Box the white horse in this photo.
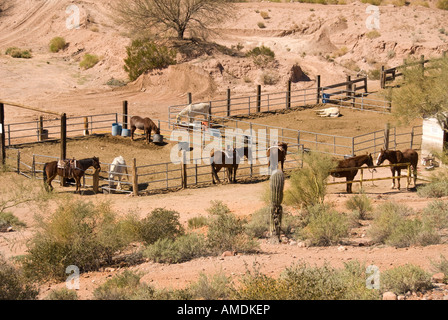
[316,107,340,117]
[176,102,211,124]
[109,156,128,190]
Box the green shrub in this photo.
[189,272,233,300]
[144,233,208,264]
[368,202,439,247]
[257,22,266,29]
[79,53,99,69]
[5,47,32,59]
[137,208,185,245]
[422,200,448,229]
[299,204,349,246]
[430,255,448,282]
[124,39,177,81]
[365,30,381,39]
[260,70,279,85]
[232,260,381,300]
[436,0,448,10]
[285,151,336,208]
[244,207,301,239]
[206,201,259,254]
[188,216,208,229]
[417,179,448,198]
[345,192,373,220]
[93,270,155,300]
[49,37,66,53]
[45,288,78,300]
[0,211,26,231]
[22,200,137,281]
[0,255,39,300]
[361,0,382,5]
[246,45,275,67]
[380,264,432,294]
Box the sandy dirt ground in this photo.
[1,0,448,300]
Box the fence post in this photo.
[346,76,351,98]
[60,113,67,187]
[257,85,261,113]
[410,127,414,149]
[38,116,44,141]
[17,149,20,174]
[286,80,291,109]
[380,66,385,89]
[83,117,89,136]
[0,103,5,165]
[132,158,138,196]
[384,123,390,150]
[181,150,187,189]
[227,88,231,117]
[364,77,368,93]
[188,93,192,105]
[122,100,128,130]
[316,75,321,104]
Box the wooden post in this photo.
[384,123,390,150]
[380,66,385,89]
[352,85,356,108]
[0,103,5,165]
[188,93,192,105]
[257,85,261,113]
[346,76,351,98]
[316,75,321,104]
[122,100,128,130]
[38,116,44,141]
[181,150,187,189]
[227,88,231,117]
[84,117,89,136]
[132,158,138,196]
[60,113,67,186]
[410,127,414,149]
[286,80,291,109]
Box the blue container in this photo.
[112,123,122,136]
[322,93,329,104]
[121,128,131,137]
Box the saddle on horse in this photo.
[57,159,78,178]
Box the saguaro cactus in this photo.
[269,170,285,241]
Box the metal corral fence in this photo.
[5,142,304,195]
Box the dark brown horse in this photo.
[376,148,418,190]
[330,153,375,193]
[267,142,288,172]
[43,157,101,194]
[130,116,160,144]
[211,146,251,184]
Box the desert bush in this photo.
[105,78,127,87]
[188,216,208,229]
[144,232,208,264]
[206,201,259,254]
[244,207,301,239]
[260,70,279,85]
[93,270,155,300]
[21,200,137,281]
[246,45,275,67]
[257,22,266,29]
[431,255,448,282]
[79,53,99,69]
[417,169,448,198]
[45,288,78,300]
[137,208,185,245]
[0,255,39,300]
[0,211,26,231]
[298,204,349,246]
[124,39,176,81]
[5,47,32,59]
[368,202,439,247]
[345,192,373,220]
[365,30,381,39]
[380,264,432,294]
[49,37,66,53]
[422,200,448,230]
[259,11,270,19]
[368,68,381,80]
[189,271,233,300]
[437,0,448,10]
[361,0,382,5]
[232,260,381,300]
[285,151,336,208]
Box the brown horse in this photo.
[267,142,288,172]
[43,157,101,194]
[210,146,251,184]
[330,153,375,193]
[130,116,160,144]
[376,148,418,190]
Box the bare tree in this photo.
[112,0,234,40]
